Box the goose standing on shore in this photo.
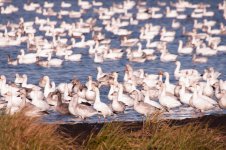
[70,94,98,119]
[93,87,113,119]
[132,90,159,117]
[159,84,182,109]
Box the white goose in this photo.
[6,93,26,115]
[159,83,182,109]
[108,84,117,101]
[179,83,192,105]
[17,55,37,64]
[174,61,200,80]
[202,79,214,97]
[85,76,96,102]
[117,83,134,107]
[192,54,208,63]
[43,76,55,98]
[30,90,50,111]
[93,87,113,118]
[164,72,176,95]
[64,53,82,62]
[94,52,104,63]
[189,87,215,111]
[160,50,177,62]
[21,74,41,90]
[144,90,164,110]
[14,73,24,85]
[47,53,63,67]
[178,40,193,54]
[218,93,226,109]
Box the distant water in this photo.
[0,0,226,124]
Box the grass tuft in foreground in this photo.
[0,112,74,150]
[84,119,226,150]
[0,112,225,150]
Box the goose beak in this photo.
[158,71,163,75]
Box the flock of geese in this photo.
[1,62,226,120]
[0,0,226,121]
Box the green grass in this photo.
[0,112,225,150]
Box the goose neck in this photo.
[22,76,27,86]
[95,88,101,103]
[175,62,181,74]
[144,90,149,102]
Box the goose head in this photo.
[39,75,49,87]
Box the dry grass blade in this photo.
[0,112,74,150]
[84,122,129,150]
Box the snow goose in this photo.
[218,93,226,109]
[128,53,146,63]
[6,93,26,115]
[159,83,182,109]
[189,87,215,111]
[143,89,164,110]
[94,52,104,63]
[202,79,214,97]
[44,79,55,98]
[179,83,192,105]
[174,61,200,80]
[192,54,208,63]
[93,87,113,118]
[71,94,98,119]
[196,44,217,56]
[85,76,96,102]
[120,36,138,47]
[178,40,193,54]
[219,80,226,91]
[64,53,82,62]
[47,53,63,67]
[141,82,160,100]
[30,90,50,111]
[108,84,117,101]
[117,83,134,106]
[103,49,124,60]
[96,66,112,81]
[163,72,176,95]
[72,35,87,48]
[18,49,37,60]
[131,90,159,117]
[7,54,18,66]
[197,86,217,105]
[46,91,58,106]
[17,55,37,64]
[160,50,177,62]
[55,91,69,115]
[111,91,126,113]
[14,73,24,85]
[21,74,41,90]
[172,19,180,29]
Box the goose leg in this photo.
[98,116,101,123]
